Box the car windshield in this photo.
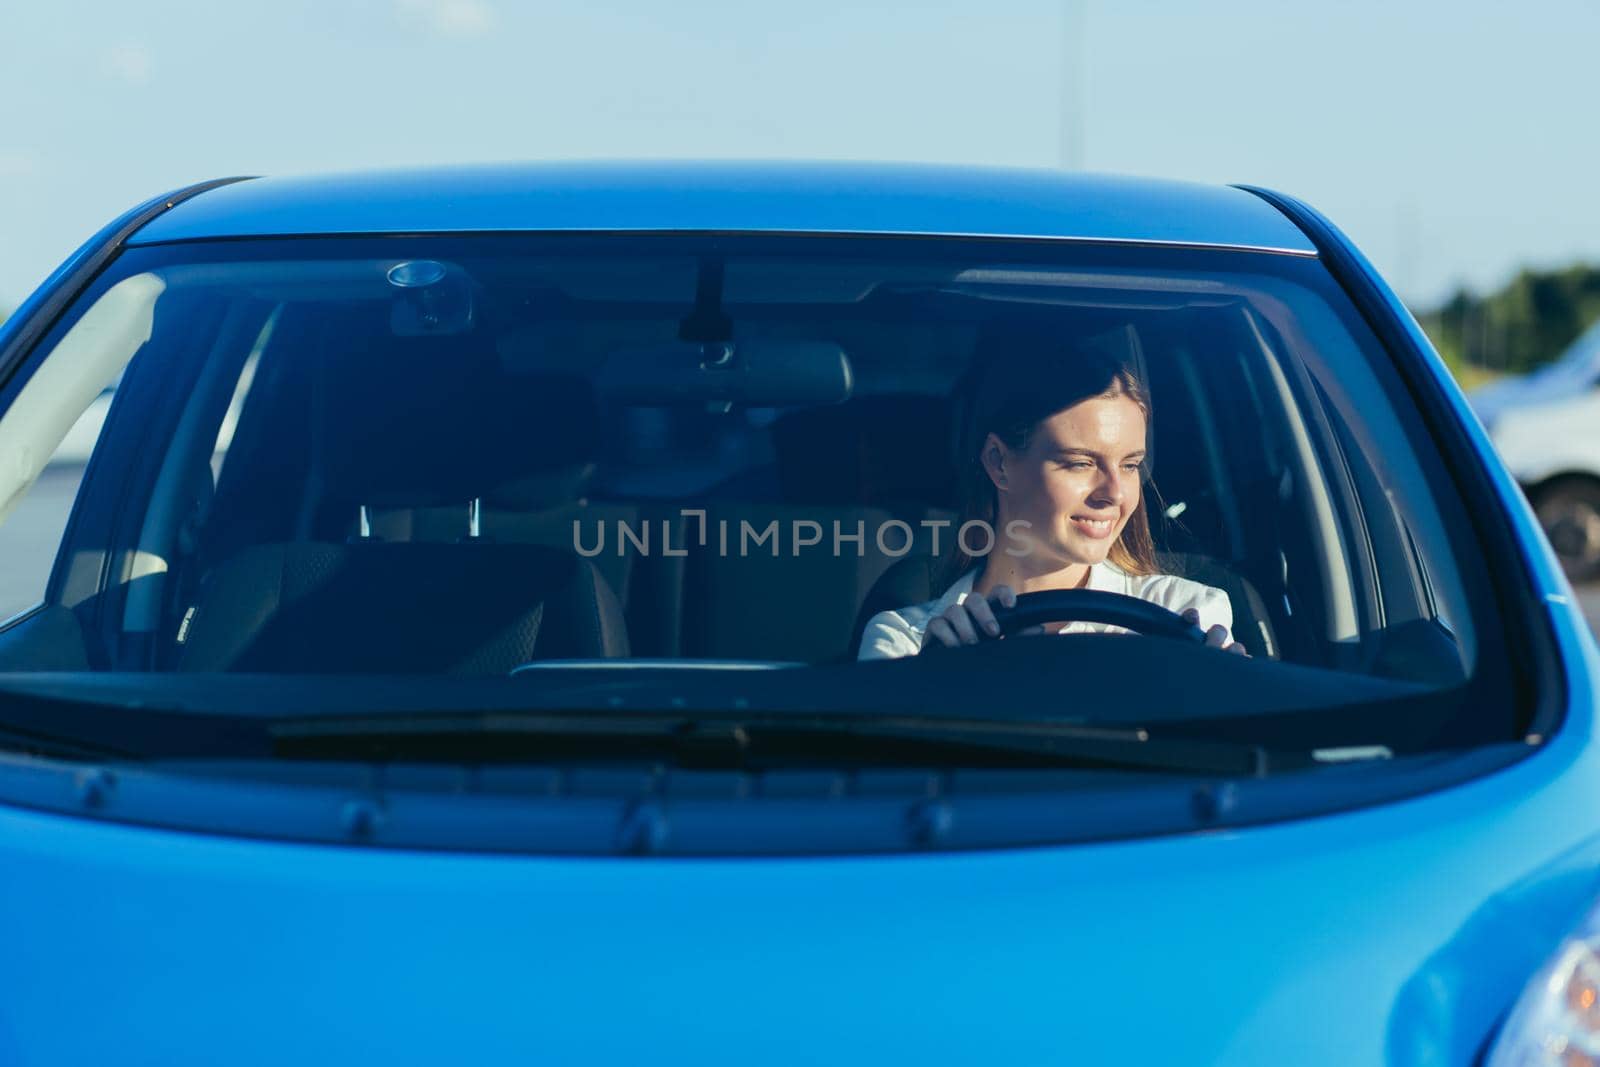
[0,233,1517,771]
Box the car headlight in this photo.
[1488,903,1600,1066]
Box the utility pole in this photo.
[1395,199,1419,306]
[1059,0,1086,170]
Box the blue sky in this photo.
[2,0,1596,310]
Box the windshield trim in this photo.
[1241,185,1567,743]
[126,229,1322,259]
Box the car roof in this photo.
[129,161,1316,254]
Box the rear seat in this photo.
[680,503,933,662]
[675,396,955,663]
[366,502,688,657]
[332,357,687,658]
[358,392,958,664]
[489,504,687,658]
[376,498,945,663]
[772,395,956,520]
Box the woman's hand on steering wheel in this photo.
[1181,607,1249,656]
[920,585,1042,651]
[919,586,1250,655]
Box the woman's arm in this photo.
[857,610,924,660]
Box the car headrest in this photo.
[318,329,599,510]
[773,395,956,508]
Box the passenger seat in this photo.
[179,325,629,673]
[176,540,627,674]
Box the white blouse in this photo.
[858,561,1234,660]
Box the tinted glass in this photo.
[0,234,1514,765]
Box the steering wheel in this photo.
[984,589,1209,644]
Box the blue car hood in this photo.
[2,728,1599,1066]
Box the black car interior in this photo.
[0,247,1465,684]
[161,296,1295,675]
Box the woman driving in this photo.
[859,341,1245,658]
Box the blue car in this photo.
[0,162,1594,1065]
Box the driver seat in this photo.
[848,556,942,659]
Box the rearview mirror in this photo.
[596,340,854,407]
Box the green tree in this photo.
[1417,264,1600,376]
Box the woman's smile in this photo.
[1070,514,1120,539]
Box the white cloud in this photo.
[394,0,497,38]
[105,42,153,85]
[0,150,43,178]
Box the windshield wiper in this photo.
[0,686,273,760]
[272,713,1271,777]
[0,681,1269,776]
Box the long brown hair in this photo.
[945,341,1159,584]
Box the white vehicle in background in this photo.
[1473,318,1600,580]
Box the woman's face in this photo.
[985,393,1147,570]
